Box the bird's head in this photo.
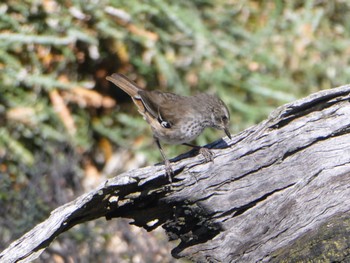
[209,96,231,139]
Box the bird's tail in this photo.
[106,73,141,97]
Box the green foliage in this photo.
[1,0,350,260]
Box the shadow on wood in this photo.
[1,85,350,262]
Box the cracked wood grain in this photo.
[1,85,350,262]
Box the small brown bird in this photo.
[106,73,231,181]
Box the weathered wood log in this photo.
[1,85,350,263]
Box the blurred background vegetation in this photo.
[1,0,350,262]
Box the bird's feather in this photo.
[138,90,188,127]
[106,73,141,97]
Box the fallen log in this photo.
[1,85,350,262]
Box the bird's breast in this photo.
[140,104,210,144]
[150,119,205,144]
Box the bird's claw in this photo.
[164,160,174,183]
[199,147,214,162]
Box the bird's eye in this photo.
[221,115,228,122]
[160,120,171,128]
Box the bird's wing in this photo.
[138,90,184,127]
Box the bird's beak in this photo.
[224,127,232,140]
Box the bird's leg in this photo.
[155,138,173,182]
[182,143,214,162]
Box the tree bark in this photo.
[1,85,350,263]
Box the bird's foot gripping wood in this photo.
[154,138,174,183]
[182,143,214,162]
[164,159,174,183]
[199,147,214,162]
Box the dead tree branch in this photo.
[2,85,350,262]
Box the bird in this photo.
[106,73,231,181]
